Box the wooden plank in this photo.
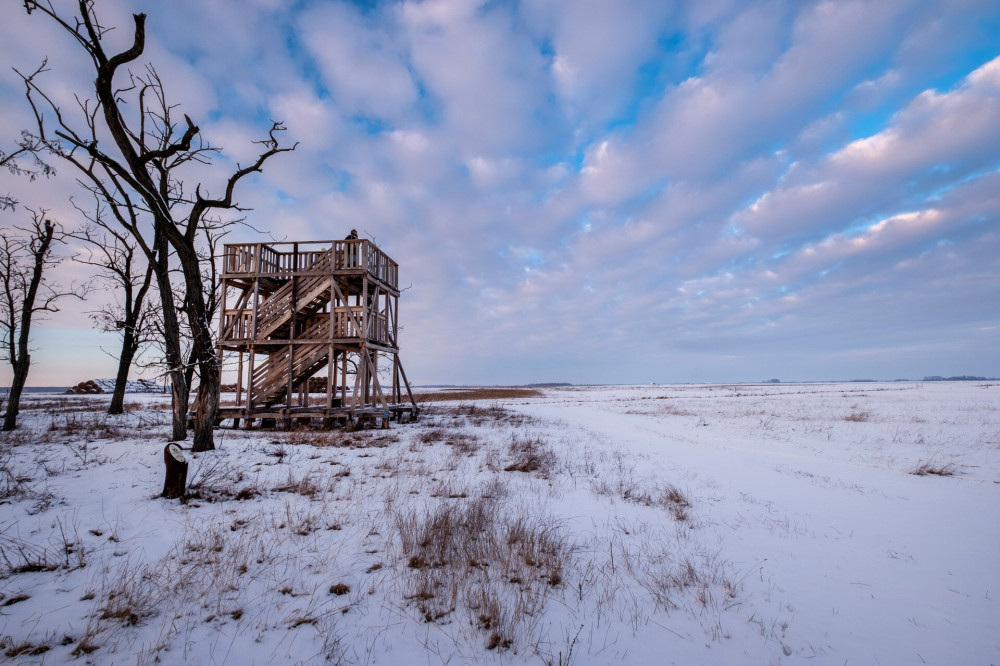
[396,356,417,408]
[236,351,244,405]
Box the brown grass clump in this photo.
[3,639,51,658]
[621,483,692,521]
[273,470,324,498]
[1,592,31,606]
[910,460,960,477]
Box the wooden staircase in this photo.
[254,251,335,340]
[247,250,338,408]
[251,317,335,407]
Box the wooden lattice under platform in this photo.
[213,239,418,429]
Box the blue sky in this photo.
[1,0,999,386]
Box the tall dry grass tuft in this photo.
[622,532,741,624]
[393,483,571,650]
[185,454,263,502]
[503,436,558,477]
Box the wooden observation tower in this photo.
[215,239,418,428]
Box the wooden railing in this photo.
[224,307,391,345]
[331,308,390,345]
[367,311,390,345]
[222,311,253,340]
[221,240,398,289]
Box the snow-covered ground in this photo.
[1,382,997,664]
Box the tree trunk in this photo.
[170,374,187,439]
[154,231,188,441]
[161,443,187,499]
[175,236,219,452]
[107,329,136,415]
[192,364,219,452]
[187,282,219,452]
[2,220,53,432]
[2,358,28,431]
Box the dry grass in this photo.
[428,401,538,428]
[184,455,263,503]
[272,468,336,498]
[0,447,38,504]
[503,435,558,477]
[623,534,740,621]
[413,387,544,402]
[619,483,692,521]
[910,460,960,477]
[17,397,107,412]
[62,514,299,661]
[2,638,52,658]
[393,485,571,651]
[46,412,131,442]
[0,516,85,576]
[274,428,400,449]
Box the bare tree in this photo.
[19,1,295,450]
[66,175,189,439]
[0,210,87,430]
[70,195,156,415]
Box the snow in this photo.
[1,382,998,664]
[89,379,167,394]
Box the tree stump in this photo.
[161,443,188,499]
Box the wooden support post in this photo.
[236,350,244,406]
[286,343,294,411]
[246,348,256,414]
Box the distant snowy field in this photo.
[1,382,997,664]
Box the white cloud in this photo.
[2,0,999,385]
[739,56,1000,239]
[523,0,674,127]
[300,3,419,123]
[402,0,555,156]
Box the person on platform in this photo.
[344,228,358,267]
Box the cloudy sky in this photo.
[1,0,999,386]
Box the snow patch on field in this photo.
[65,378,166,394]
[1,382,998,664]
